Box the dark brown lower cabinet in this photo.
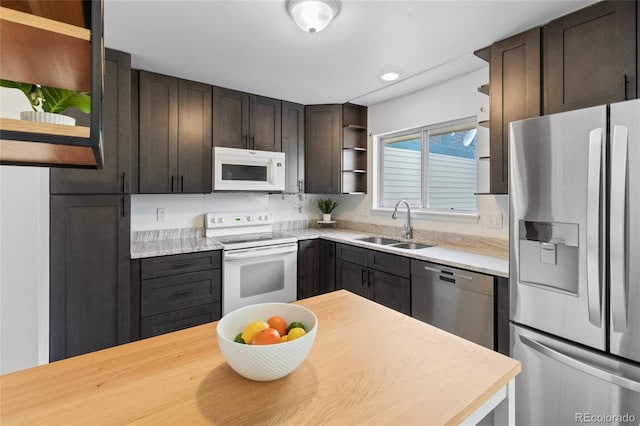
[335,243,410,315]
[297,239,335,299]
[50,195,131,361]
[139,251,221,338]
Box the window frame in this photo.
[376,116,478,214]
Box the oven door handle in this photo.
[224,244,298,260]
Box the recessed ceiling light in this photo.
[380,72,399,81]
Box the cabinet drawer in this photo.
[141,251,221,279]
[368,250,410,278]
[141,303,221,338]
[336,243,368,266]
[141,270,221,316]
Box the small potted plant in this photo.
[317,198,339,222]
[1,79,90,126]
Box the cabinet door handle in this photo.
[121,172,126,193]
[251,135,255,149]
[361,268,366,286]
[121,196,126,218]
[171,176,175,193]
[172,261,194,269]
[243,134,248,149]
[368,270,373,287]
[173,289,194,297]
[181,176,184,193]
[623,74,628,101]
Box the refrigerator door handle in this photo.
[610,125,629,332]
[519,334,640,392]
[586,128,603,327]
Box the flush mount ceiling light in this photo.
[380,72,399,81]
[287,0,339,35]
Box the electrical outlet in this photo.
[486,213,502,228]
[157,208,167,222]
[292,204,302,215]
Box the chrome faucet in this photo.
[392,200,412,239]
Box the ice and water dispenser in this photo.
[518,221,580,295]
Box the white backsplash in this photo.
[130,192,347,232]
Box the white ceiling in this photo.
[104,0,596,106]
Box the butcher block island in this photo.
[0,291,520,425]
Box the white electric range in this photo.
[205,211,297,315]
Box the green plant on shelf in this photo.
[1,79,90,114]
[317,198,339,214]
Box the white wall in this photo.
[0,88,50,374]
[342,67,509,239]
[131,192,345,232]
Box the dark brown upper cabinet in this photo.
[305,103,368,194]
[282,101,305,193]
[139,72,212,194]
[178,79,213,193]
[212,87,247,150]
[489,27,541,194]
[50,49,132,194]
[305,104,342,194]
[212,87,282,152]
[543,0,637,114]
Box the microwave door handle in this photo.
[610,125,629,332]
[586,127,603,327]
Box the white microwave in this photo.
[212,147,285,192]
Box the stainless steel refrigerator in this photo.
[509,99,640,425]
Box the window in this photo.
[378,118,477,212]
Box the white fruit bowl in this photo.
[216,303,318,381]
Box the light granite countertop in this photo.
[287,228,508,278]
[130,228,223,259]
[130,227,508,278]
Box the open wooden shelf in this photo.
[0,139,97,166]
[341,103,368,194]
[0,117,90,138]
[0,6,91,92]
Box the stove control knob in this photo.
[246,216,252,222]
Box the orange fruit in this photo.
[251,328,281,345]
[241,321,269,345]
[267,316,288,337]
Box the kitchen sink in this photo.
[390,242,434,250]
[356,236,404,245]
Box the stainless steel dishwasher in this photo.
[411,259,494,349]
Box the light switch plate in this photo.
[157,208,167,222]
[487,213,502,228]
